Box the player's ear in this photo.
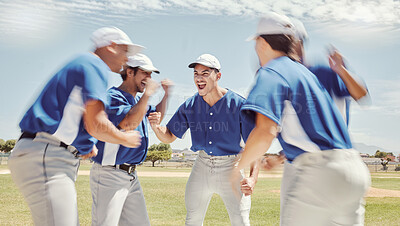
[105,42,118,54]
[127,67,134,77]
[216,72,221,81]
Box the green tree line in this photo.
[0,139,16,153]
[145,143,172,167]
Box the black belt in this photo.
[19,132,79,157]
[114,163,136,175]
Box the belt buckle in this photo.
[128,165,136,175]
[66,145,79,158]
[120,164,136,175]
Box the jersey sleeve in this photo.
[105,91,132,126]
[241,70,290,126]
[311,66,350,97]
[239,100,255,142]
[166,103,189,139]
[333,73,351,97]
[78,63,109,107]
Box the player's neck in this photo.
[118,82,138,97]
[259,51,286,66]
[202,86,228,107]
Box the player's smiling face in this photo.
[133,68,152,93]
[193,64,219,96]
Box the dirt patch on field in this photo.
[366,187,400,197]
[3,169,400,198]
[77,170,284,178]
[269,188,400,198]
[0,169,10,174]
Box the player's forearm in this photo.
[119,94,150,130]
[156,93,169,121]
[237,114,277,170]
[85,109,130,144]
[151,125,176,143]
[335,66,368,100]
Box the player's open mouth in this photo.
[197,83,206,90]
[141,81,146,89]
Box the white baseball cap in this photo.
[127,53,160,74]
[246,12,295,41]
[291,18,308,41]
[188,54,221,70]
[91,27,144,56]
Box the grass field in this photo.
[1,165,400,225]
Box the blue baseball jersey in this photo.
[92,87,155,165]
[19,53,110,155]
[241,56,352,161]
[167,90,253,156]
[309,65,351,125]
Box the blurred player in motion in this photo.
[8,27,142,226]
[233,13,370,226]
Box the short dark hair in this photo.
[120,67,139,81]
[260,34,294,55]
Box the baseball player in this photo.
[233,13,371,226]
[275,18,371,225]
[8,27,142,226]
[90,53,172,226]
[149,53,259,226]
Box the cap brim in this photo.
[246,34,258,42]
[140,65,160,74]
[188,61,219,70]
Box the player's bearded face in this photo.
[134,68,152,93]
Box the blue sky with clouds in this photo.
[0,0,399,154]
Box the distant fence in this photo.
[365,161,400,172]
[0,152,10,165]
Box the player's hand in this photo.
[328,46,345,73]
[261,155,285,171]
[230,166,243,201]
[148,112,162,128]
[80,145,98,160]
[161,79,174,95]
[144,78,160,97]
[240,177,256,196]
[121,130,141,148]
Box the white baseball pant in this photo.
[280,149,370,226]
[185,151,251,226]
[8,135,80,226]
[90,162,150,226]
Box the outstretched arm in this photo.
[148,112,177,144]
[329,49,368,101]
[84,100,141,148]
[237,113,278,170]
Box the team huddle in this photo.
[9,12,371,226]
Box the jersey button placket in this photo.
[207,111,214,156]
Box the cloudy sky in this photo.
[0,0,399,154]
